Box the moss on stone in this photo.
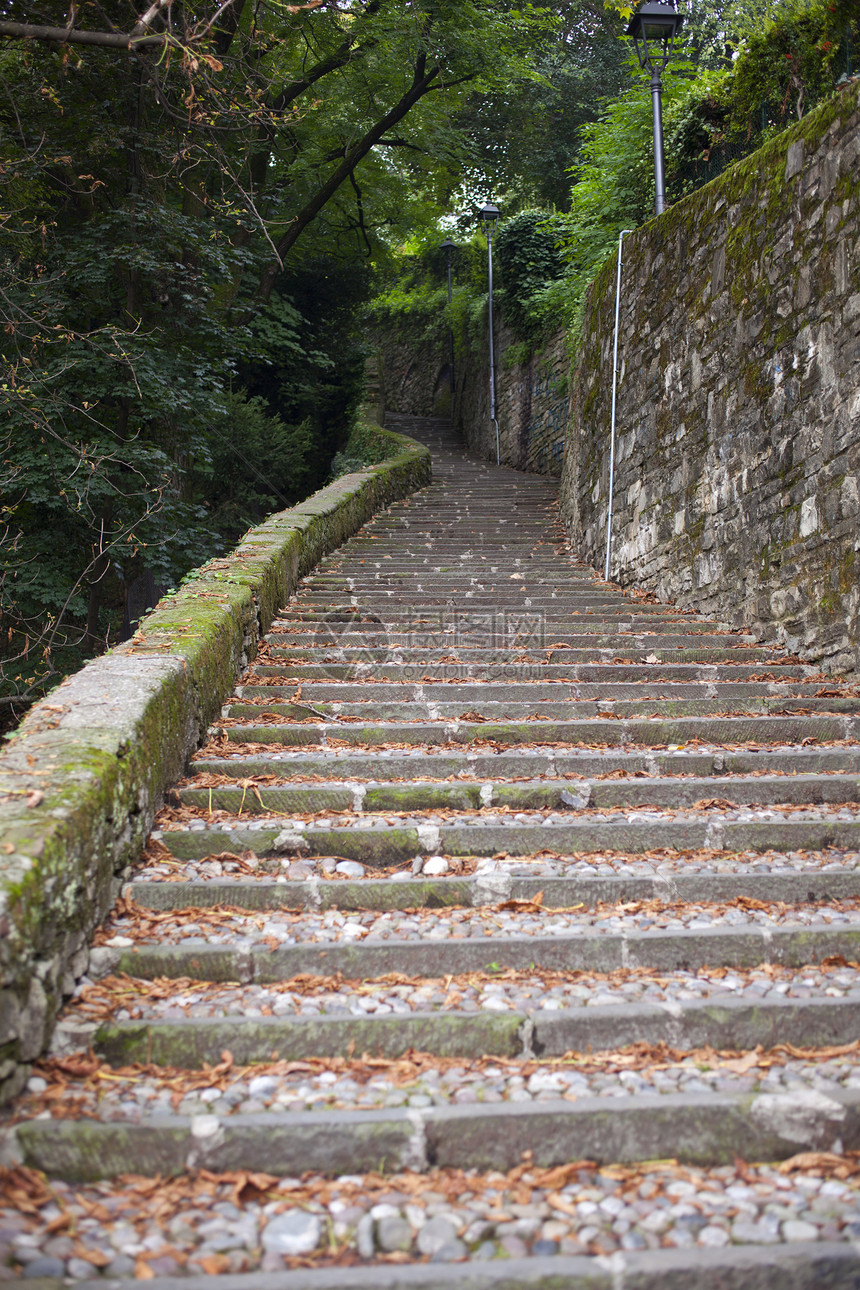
[0,423,432,1100]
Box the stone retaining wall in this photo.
[453,320,569,477]
[375,319,452,420]
[560,79,860,672]
[376,311,569,478]
[0,428,431,1102]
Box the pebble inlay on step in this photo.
[5,415,860,1289]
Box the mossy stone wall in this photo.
[453,317,569,476]
[375,318,453,419]
[375,310,569,477]
[560,79,860,671]
[0,428,431,1102]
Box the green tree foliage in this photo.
[456,0,631,210]
[550,0,857,339]
[494,210,566,342]
[1,0,557,726]
[666,0,857,195]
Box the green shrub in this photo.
[494,209,566,343]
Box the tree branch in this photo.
[259,52,441,300]
[131,0,173,37]
[375,136,423,151]
[0,21,164,48]
[270,0,382,112]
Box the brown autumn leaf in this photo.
[497,891,545,914]
[778,1151,860,1178]
[72,1245,111,1267]
[546,1190,580,1217]
[717,1050,762,1075]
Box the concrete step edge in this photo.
[108,923,860,983]
[86,995,860,1067]
[125,870,860,912]
[177,772,860,811]
[158,817,860,863]
[49,1241,860,1290]
[15,1087,860,1181]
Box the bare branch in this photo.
[0,21,164,48]
[131,0,174,36]
[0,0,321,50]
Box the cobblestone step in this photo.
[269,643,776,663]
[92,914,860,982]
[215,714,860,748]
[127,868,860,911]
[224,699,860,722]
[155,815,860,864]
[81,994,860,1067]
[251,662,809,680]
[236,680,828,700]
[193,745,860,778]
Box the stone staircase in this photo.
[5,416,860,1288]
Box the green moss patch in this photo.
[0,425,430,1099]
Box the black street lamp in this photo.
[478,202,501,464]
[441,238,457,412]
[626,2,684,216]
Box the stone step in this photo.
[279,603,716,621]
[102,917,860,983]
[127,867,860,911]
[178,772,860,815]
[273,616,752,639]
[16,1083,860,1182]
[192,746,860,781]
[298,577,689,592]
[269,646,777,663]
[24,1025,860,1137]
[270,624,758,645]
[222,698,860,723]
[215,712,860,748]
[274,638,772,657]
[24,1238,860,1290]
[251,662,809,681]
[88,994,860,1068]
[237,680,835,701]
[156,813,860,864]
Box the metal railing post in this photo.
[605,228,633,582]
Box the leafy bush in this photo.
[732,0,857,130]
[666,0,858,195]
[494,210,566,343]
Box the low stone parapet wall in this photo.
[0,428,431,1101]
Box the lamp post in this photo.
[478,202,501,465]
[626,2,684,216]
[440,238,457,413]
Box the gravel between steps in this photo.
[58,961,860,1023]
[88,896,860,947]
[2,1156,859,1279]
[132,846,860,884]
[14,1041,860,1126]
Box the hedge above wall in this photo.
[560,78,860,674]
